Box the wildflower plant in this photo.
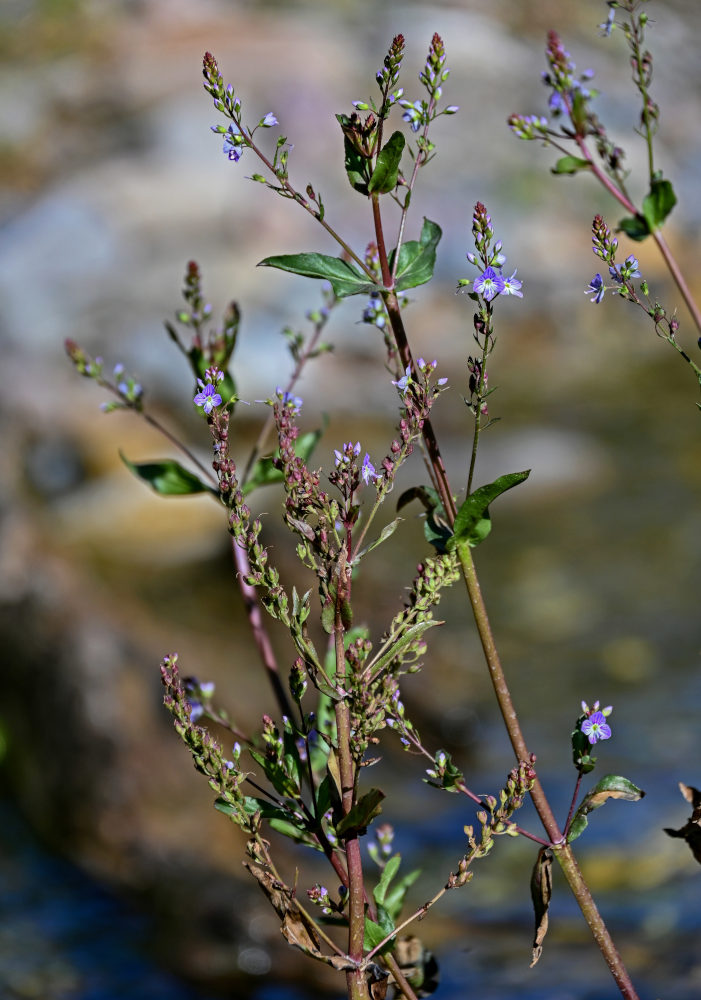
[66,6,700,1000]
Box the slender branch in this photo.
[242,130,375,279]
[572,134,701,337]
[466,321,491,497]
[333,555,371,1000]
[231,539,296,721]
[564,771,584,839]
[242,297,334,485]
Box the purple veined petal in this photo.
[473,266,506,302]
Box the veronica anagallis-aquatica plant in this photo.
[67,5,701,997]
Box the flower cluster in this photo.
[332,440,379,491]
[507,114,549,141]
[204,51,278,165]
[275,386,303,416]
[398,32,458,134]
[586,214,643,304]
[458,203,523,303]
[65,341,145,413]
[542,30,596,119]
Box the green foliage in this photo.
[389,217,442,291]
[258,251,376,298]
[642,176,677,232]
[447,470,530,550]
[368,131,405,194]
[567,775,645,843]
[336,788,385,837]
[617,213,650,242]
[551,155,591,175]
[396,485,451,552]
[619,177,677,241]
[120,454,216,496]
[242,426,326,496]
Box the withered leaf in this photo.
[244,860,354,970]
[664,782,701,865]
[529,847,553,967]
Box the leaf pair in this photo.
[259,217,442,298]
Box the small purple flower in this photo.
[399,99,425,132]
[473,266,505,302]
[276,387,303,414]
[194,383,223,413]
[392,365,412,394]
[599,8,616,37]
[260,112,278,127]
[334,441,361,467]
[502,269,523,297]
[581,711,612,745]
[361,453,380,485]
[621,254,641,280]
[223,125,244,161]
[188,700,204,722]
[585,273,605,304]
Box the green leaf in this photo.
[390,217,442,292]
[336,787,385,837]
[368,131,405,194]
[363,905,395,953]
[567,774,645,843]
[383,867,421,921]
[343,135,370,195]
[120,453,216,497]
[448,470,530,551]
[336,113,371,195]
[367,620,439,677]
[373,853,401,907]
[642,176,677,232]
[258,252,376,299]
[353,517,403,563]
[618,214,650,242]
[242,427,325,496]
[551,155,591,175]
[396,485,451,553]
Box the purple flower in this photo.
[392,365,412,394]
[502,269,523,297]
[621,254,641,280]
[399,99,425,132]
[599,8,616,37]
[585,273,605,304]
[334,441,361,466]
[260,112,278,127]
[223,125,244,161]
[473,266,505,302]
[276,386,303,414]
[361,453,380,485]
[194,383,223,413]
[581,711,612,745]
[188,700,204,722]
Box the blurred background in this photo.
[1,0,701,998]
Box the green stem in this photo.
[454,540,640,1000]
[466,320,491,496]
[243,127,375,279]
